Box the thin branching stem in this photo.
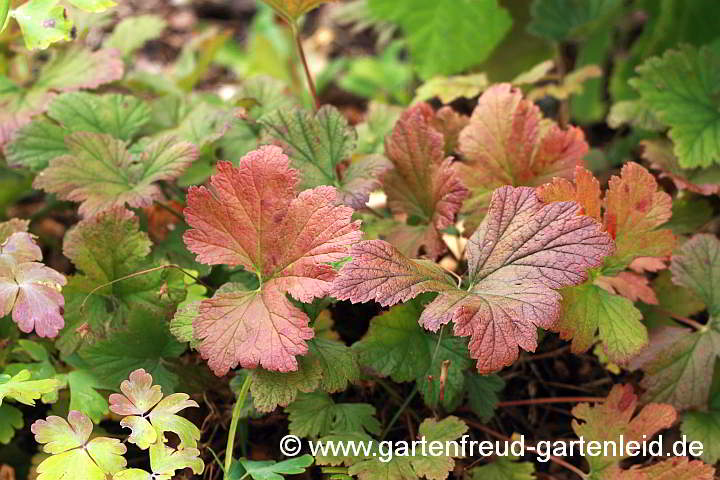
[79,264,211,311]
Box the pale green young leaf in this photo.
[104,15,166,56]
[368,0,512,79]
[67,0,116,12]
[31,411,127,480]
[34,132,197,217]
[681,411,720,464]
[170,301,202,348]
[11,0,73,50]
[630,44,720,168]
[413,73,489,104]
[259,0,336,22]
[559,282,648,363]
[0,403,23,444]
[109,369,200,450]
[286,392,380,438]
[0,370,60,406]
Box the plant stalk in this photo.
[290,22,319,109]
[225,373,253,479]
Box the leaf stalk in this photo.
[225,373,253,480]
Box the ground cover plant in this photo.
[2,0,720,479]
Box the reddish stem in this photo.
[497,397,604,408]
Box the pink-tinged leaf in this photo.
[595,272,658,305]
[193,284,314,375]
[109,369,199,450]
[604,162,674,269]
[628,257,667,274]
[0,89,56,146]
[183,146,361,374]
[382,103,468,258]
[34,133,197,217]
[0,232,42,264]
[109,369,163,416]
[458,83,588,233]
[571,384,676,477]
[642,138,720,196]
[0,233,66,338]
[334,186,613,373]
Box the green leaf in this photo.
[639,271,705,329]
[78,311,186,394]
[467,455,534,480]
[48,93,151,141]
[7,92,152,172]
[348,417,468,480]
[57,209,184,356]
[629,44,720,168]
[233,455,314,480]
[465,373,504,422]
[681,411,720,464]
[286,392,381,438]
[368,0,512,79]
[353,296,472,410]
[0,403,23,444]
[11,0,73,50]
[104,14,165,56]
[528,0,622,42]
[34,132,197,217]
[0,370,60,406]
[559,282,648,363]
[67,370,109,424]
[250,338,359,412]
[34,46,124,92]
[4,120,66,171]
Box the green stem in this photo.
[224,373,253,480]
[381,385,418,440]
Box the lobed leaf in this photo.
[183,146,361,375]
[629,44,720,168]
[382,103,468,258]
[109,369,200,450]
[31,411,127,480]
[35,133,197,217]
[335,186,613,373]
[458,83,588,233]
[0,370,60,406]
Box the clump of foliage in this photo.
[2,0,720,479]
